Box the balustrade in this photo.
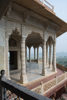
[32,72,67,95]
[0,70,51,100]
[37,0,54,11]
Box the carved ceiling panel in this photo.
[26,32,44,46]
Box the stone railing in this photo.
[32,72,67,95]
[57,63,67,71]
[0,70,52,100]
[57,74,65,83]
[36,0,54,11]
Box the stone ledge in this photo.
[57,63,67,71]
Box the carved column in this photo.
[49,43,52,69]
[37,46,39,63]
[53,42,56,71]
[29,47,31,63]
[42,41,46,76]
[34,47,36,61]
[18,39,21,70]
[20,36,28,83]
[5,34,10,79]
[46,42,48,66]
[25,46,27,66]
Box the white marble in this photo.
[10,62,55,83]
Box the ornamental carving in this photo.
[33,87,41,94]
[43,79,56,92]
[7,21,21,35]
[9,38,17,47]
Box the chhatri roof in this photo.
[0,0,67,37]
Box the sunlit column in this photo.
[42,41,46,76]
[49,43,52,68]
[46,42,48,66]
[29,47,31,63]
[25,46,27,66]
[20,36,28,84]
[6,34,10,79]
[37,46,39,63]
[34,47,36,60]
[18,40,21,70]
[53,42,56,71]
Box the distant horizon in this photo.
[27,52,67,59]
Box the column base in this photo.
[6,74,10,79]
[37,60,39,63]
[42,69,47,76]
[49,64,52,69]
[29,61,31,63]
[46,62,49,67]
[52,67,57,72]
[20,74,28,84]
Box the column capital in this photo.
[37,46,39,48]
[33,46,36,49]
[53,41,56,45]
[28,46,31,49]
[46,41,49,45]
[21,35,27,41]
[43,40,46,45]
[5,33,10,40]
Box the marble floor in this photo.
[10,62,55,83]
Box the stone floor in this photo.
[26,67,63,89]
[10,62,56,83]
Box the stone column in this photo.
[37,46,39,63]
[46,42,48,66]
[42,41,46,76]
[6,34,10,79]
[18,40,21,70]
[34,47,36,61]
[20,36,28,84]
[29,47,31,63]
[42,46,43,62]
[53,42,56,71]
[49,43,52,69]
[25,46,27,66]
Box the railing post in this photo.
[55,75,58,85]
[52,5,54,11]
[64,71,66,79]
[0,70,7,100]
[41,82,43,95]
[42,0,44,4]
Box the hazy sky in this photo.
[47,0,67,52]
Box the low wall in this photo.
[32,72,67,99]
[57,63,67,71]
[27,59,37,62]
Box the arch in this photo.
[47,36,54,44]
[26,32,44,47]
[8,28,21,40]
[9,28,21,71]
